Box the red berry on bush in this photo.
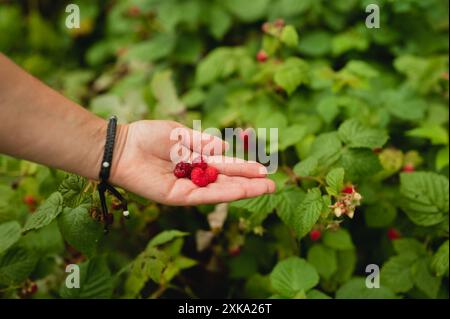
[191,167,209,187]
[205,166,219,183]
[256,50,268,63]
[174,162,192,178]
[228,246,241,257]
[387,228,401,240]
[342,186,354,194]
[309,229,322,241]
[402,163,415,173]
[23,195,36,206]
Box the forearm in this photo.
[0,54,127,181]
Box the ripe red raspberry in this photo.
[309,229,322,241]
[402,163,415,173]
[387,228,401,240]
[205,166,219,183]
[190,167,209,187]
[23,195,36,206]
[342,186,354,194]
[192,156,208,170]
[173,162,192,178]
[256,50,268,63]
[228,246,241,257]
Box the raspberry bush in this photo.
[0,0,448,299]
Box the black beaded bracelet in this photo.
[98,116,129,233]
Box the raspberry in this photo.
[174,162,192,178]
[192,156,207,170]
[274,18,285,28]
[342,186,354,194]
[190,167,209,187]
[309,229,322,241]
[205,166,219,183]
[402,163,415,173]
[23,195,36,206]
[256,50,268,63]
[228,246,241,257]
[387,228,401,240]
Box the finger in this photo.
[171,125,228,155]
[206,156,268,178]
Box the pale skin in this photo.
[0,54,275,205]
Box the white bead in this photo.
[123,210,130,217]
[102,162,110,168]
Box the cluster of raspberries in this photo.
[173,157,218,187]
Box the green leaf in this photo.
[275,187,305,228]
[399,172,449,226]
[58,174,88,207]
[278,124,308,151]
[339,148,382,180]
[307,244,337,280]
[224,0,269,22]
[230,193,278,227]
[123,33,176,62]
[20,221,64,256]
[325,167,345,196]
[23,192,63,232]
[280,25,299,48]
[298,31,332,57]
[436,146,449,170]
[411,257,441,298]
[431,240,449,277]
[148,230,189,248]
[58,205,103,257]
[309,132,343,167]
[393,238,427,258]
[338,119,388,149]
[407,124,448,145]
[274,58,309,95]
[381,254,416,293]
[317,96,339,124]
[293,157,318,177]
[293,188,323,238]
[323,229,354,250]
[151,70,185,118]
[0,246,38,286]
[0,221,21,254]
[365,203,397,228]
[208,5,232,39]
[336,277,397,299]
[270,257,319,297]
[306,289,332,299]
[60,256,113,298]
[333,249,357,284]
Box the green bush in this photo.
[0,0,448,299]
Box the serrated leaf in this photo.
[381,254,416,293]
[270,257,319,297]
[0,246,38,286]
[323,229,354,250]
[58,204,103,257]
[393,238,427,258]
[338,119,388,149]
[336,277,397,299]
[230,193,278,227]
[339,148,382,180]
[148,230,189,248]
[58,174,88,207]
[307,244,337,280]
[431,240,449,277]
[407,124,448,145]
[23,192,63,232]
[274,58,309,95]
[0,221,21,254]
[325,167,345,196]
[60,257,113,298]
[293,157,318,177]
[412,257,441,298]
[399,172,449,226]
[293,188,323,238]
[333,249,357,284]
[280,25,299,48]
[365,203,397,228]
[20,221,64,255]
[275,186,305,228]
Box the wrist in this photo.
[107,123,129,186]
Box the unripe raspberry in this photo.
[191,167,209,187]
[387,228,401,240]
[402,163,415,173]
[192,156,208,170]
[174,162,192,178]
[256,50,268,63]
[274,18,285,28]
[261,22,271,33]
[309,229,322,241]
[205,166,219,183]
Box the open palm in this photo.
[110,120,276,205]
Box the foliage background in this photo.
[0,0,448,299]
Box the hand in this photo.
[110,120,276,205]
